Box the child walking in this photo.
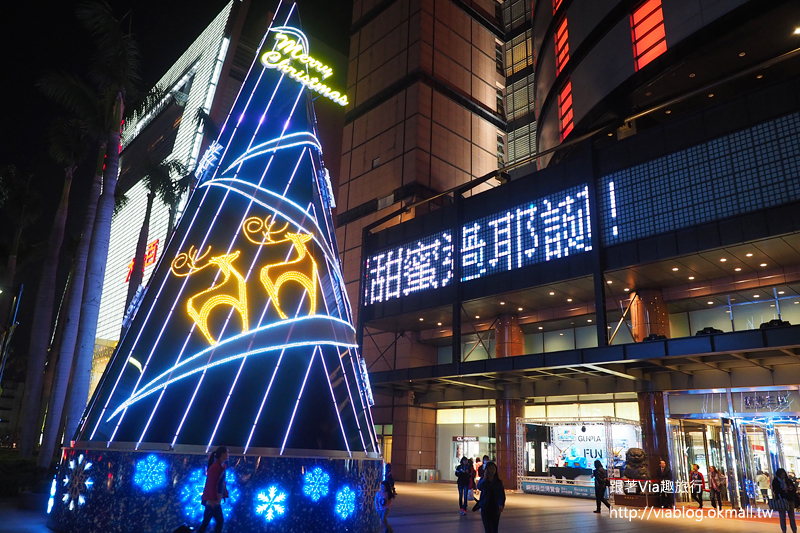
[375,480,395,533]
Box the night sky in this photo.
[0,0,351,378]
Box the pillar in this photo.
[390,393,437,482]
[630,289,670,342]
[494,315,525,489]
[638,391,670,478]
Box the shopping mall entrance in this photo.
[666,388,800,509]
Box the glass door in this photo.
[738,421,771,508]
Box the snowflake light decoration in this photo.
[302,467,330,502]
[61,454,94,511]
[335,486,356,519]
[179,468,240,520]
[255,486,287,522]
[134,454,168,492]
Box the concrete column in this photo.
[638,391,670,478]
[630,289,670,342]
[494,315,525,489]
[389,392,436,481]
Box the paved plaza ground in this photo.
[0,481,787,533]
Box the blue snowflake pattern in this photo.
[179,469,240,520]
[335,486,356,519]
[134,454,167,492]
[302,467,330,502]
[255,486,287,522]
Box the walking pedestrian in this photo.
[456,457,472,515]
[773,468,798,533]
[708,466,726,509]
[478,455,490,479]
[197,446,230,533]
[592,459,611,514]
[690,464,706,509]
[468,458,477,501]
[475,461,505,533]
[375,480,395,533]
[758,471,771,503]
[385,463,397,496]
[656,460,673,508]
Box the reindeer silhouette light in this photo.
[170,245,249,345]
[243,215,318,319]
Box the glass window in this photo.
[615,402,640,421]
[437,409,464,424]
[575,326,598,349]
[581,403,614,417]
[779,298,800,325]
[465,408,490,424]
[524,332,544,354]
[374,424,383,435]
[669,312,690,338]
[544,328,575,352]
[733,301,781,330]
[525,405,546,419]
[688,307,732,334]
[384,424,393,435]
[547,403,579,418]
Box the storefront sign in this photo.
[260,27,348,106]
[453,436,479,442]
[521,481,593,499]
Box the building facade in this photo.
[346,0,800,505]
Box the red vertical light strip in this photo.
[631,0,667,70]
[553,0,563,15]
[558,81,574,141]
[554,17,569,75]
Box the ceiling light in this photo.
[754,295,760,298]
[738,52,746,57]
[645,92,652,96]
[419,317,424,321]
[707,301,714,305]
[708,93,714,98]
[771,304,775,307]
[559,333,564,336]
[779,291,785,295]
[607,280,613,284]
[735,268,742,272]
[607,132,613,137]
[437,322,442,326]
[672,267,679,271]
[719,258,727,262]
[756,74,763,79]
[688,276,695,280]
[795,28,800,34]
[665,110,672,114]
[760,263,767,267]
[518,307,523,311]
[538,326,543,330]
[567,298,573,302]
[475,315,480,319]
[549,291,555,295]
[588,319,593,323]
[500,301,505,305]
[746,253,753,257]
[689,73,696,78]
[795,302,799,305]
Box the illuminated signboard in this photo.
[124,239,159,282]
[261,26,348,106]
[364,184,592,305]
[76,3,377,456]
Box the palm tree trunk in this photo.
[37,157,103,468]
[123,191,154,319]
[166,205,176,242]
[18,169,74,457]
[63,94,124,443]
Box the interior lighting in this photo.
[559,333,564,336]
[500,301,505,305]
[760,263,767,267]
[419,318,424,321]
[624,288,630,292]
[689,73,696,78]
[608,132,613,137]
[665,110,671,114]
[719,258,726,262]
[688,276,695,280]
[779,291,785,295]
[672,267,678,271]
[738,52,746,57]
[708,93,714,98]
[437,322,442,326]
[475,315,480,319]
[538,326,543,330]
[754,294,760,298]
[707,301,714,305]
[567,298,573,302]
[746,253,753,257]
[794,28,800,34]
[549,292,555,295]
[518,307,523,311]
[735,268,742,272]
[606,280,613,284]
[757,74,763,79]
[587,319,593,323]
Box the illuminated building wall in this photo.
[49,3,380,533]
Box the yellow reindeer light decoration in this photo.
[243,215,318,319]
[170,245,249,345]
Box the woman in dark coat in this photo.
[592,459,611,514]
[455,457,472,515]
[475,461,505,533]
[773,468,798,533]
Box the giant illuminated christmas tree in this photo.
[48,4,381,532]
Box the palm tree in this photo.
[61,0,140,446]
[161,165,192,241]
[18,119,85,457]
[122,159,188,321]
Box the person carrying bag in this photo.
[772,468,799,533]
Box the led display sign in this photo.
[364,184,592,305]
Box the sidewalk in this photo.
[0,499,49,533]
